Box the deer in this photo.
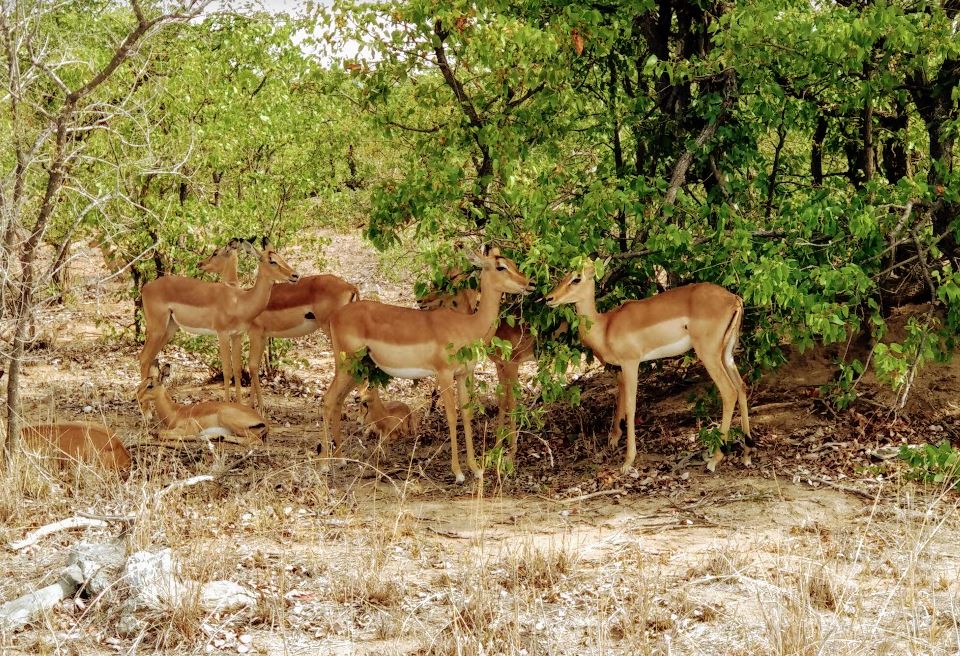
[138,238,298,402]
[545,260,752,473]
[321,245,534,482]
[136,362,269,446]
[198,238,359,408]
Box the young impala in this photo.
[545,260,752,473]
[322,245,534,482]
[358,384,418,444]
[138,238,298,402]
[136,362,269,446]
[23,422,131,472]
[199,240,359,409]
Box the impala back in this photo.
[23,422,132,472]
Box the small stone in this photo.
[82,405,93,413]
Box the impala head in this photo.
[545,260,596,307]
[198,238,240,278]
[243,237,299,284]
[136,361,172,416]
[467,245,534,295]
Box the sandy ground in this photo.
[1,230,959,655]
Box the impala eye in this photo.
[572,277,582,284]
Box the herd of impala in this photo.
[24,238,754,483]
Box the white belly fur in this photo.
[642,335,693,361]
[180,325,219,336]
[377,365,434,379]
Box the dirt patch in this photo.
[2,231,960,654]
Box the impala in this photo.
[321,245,534,482]
[23,422,131,472]
[545,261,752,473]
[200,239,359,408]
[136,362,269,446]
[138,238,298,402]
[417,281,535,465]
[358,384,418,444]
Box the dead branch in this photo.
[552,488,626,505]
[8,516,108,551]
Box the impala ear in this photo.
[239,239,259,257]
[261,236,272,250]
[467,244,497,268]
[147,363,160,379]
[158,362,172,383]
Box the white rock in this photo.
[201,581,257,613]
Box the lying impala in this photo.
[136,362,268,446]
[417,278,535,465]
[358,384,418,444]
[545,260,753,473]
[322,245,534,482]
[23,422,131,472]
[138,238,298,402]
[200,240,359,409]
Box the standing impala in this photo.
[417,279,535,466]
[545,260,752,473]
[321,245,534,483]
[138,238,298,402]
[200,240,359,409]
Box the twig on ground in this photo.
[8,516,108,551]
[810,476,880,501]
[549,488,627,505]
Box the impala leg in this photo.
[230,333,243,402]
[699,348,739,473]
[494,361,508,434]
[217,334,234,402]
[608,369,626,449]
[437,372,465,483]
[139,317,177,379]
[248,330,266,409]
[724,354,753,466]
[320,368,356,463]
[457,372,482,480]
[504,362,520,466]
[620,362,640,474]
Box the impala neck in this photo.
[574,280,603,342]
[368,389,387,417]
[223,254,239,286]
[152,388,186,428]
[236,263,276,321]
[474,268,506,342]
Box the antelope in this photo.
[322,245,534,482]
[138,238,299,402]
[23,422,131,472]
[199,239,359,408]
[358,384,418,443]
[136,362,268,446]
[545,260,752,473]
[417,279,535,465]
[89,234,127,276]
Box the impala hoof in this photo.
[705,450,723,473]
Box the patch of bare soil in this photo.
[2,230,959,654]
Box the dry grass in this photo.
[4,232,960,655]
